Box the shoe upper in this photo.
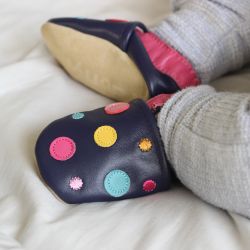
[35,99,171,203]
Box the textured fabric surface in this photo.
[158,86,250,217]
[153,0,250,84]
[155,0,250,218]
[1,0,250,249]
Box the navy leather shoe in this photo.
[35,98,172,203]
[42,18,200,101]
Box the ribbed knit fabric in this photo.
[158,85,250,217]
[153,0,250,217]
[152,0,250,84]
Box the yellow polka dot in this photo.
[94,125,117,147]
[138,138,153,152]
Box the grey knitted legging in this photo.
[154,0,250,217]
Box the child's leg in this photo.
[158,86,250,217]
[152,0,250,83]
[155,0,250,217]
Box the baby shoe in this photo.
[35,96,172,203]
[42,18,200,101]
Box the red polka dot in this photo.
[104,102,130,115]
[49,137,76,161]
[143,180,156,192]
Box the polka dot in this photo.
[49,137,76,161]
[104,102,130,115]
[94,125,117,147]
[143,180,156,192]
[72,112,84,119]
[138,138,153,152]
[69,177,83,190]
[104,170,130,197]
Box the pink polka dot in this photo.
[49,136,76,161]
[69,177,83,190]
[143,180,156,192]
[104,102,130,115]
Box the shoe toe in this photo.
[35,100,171,203]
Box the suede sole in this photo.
[42,22,149,101]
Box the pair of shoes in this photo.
[35,17,200,203]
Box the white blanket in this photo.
[1,0,250,249]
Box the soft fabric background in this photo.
[1,0,250,249]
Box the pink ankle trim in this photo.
[147,94,172,112]
[136,30,200,89]
[106,19,128,23]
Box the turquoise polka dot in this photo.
[72,112,84,120]
[104,170,130,197]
